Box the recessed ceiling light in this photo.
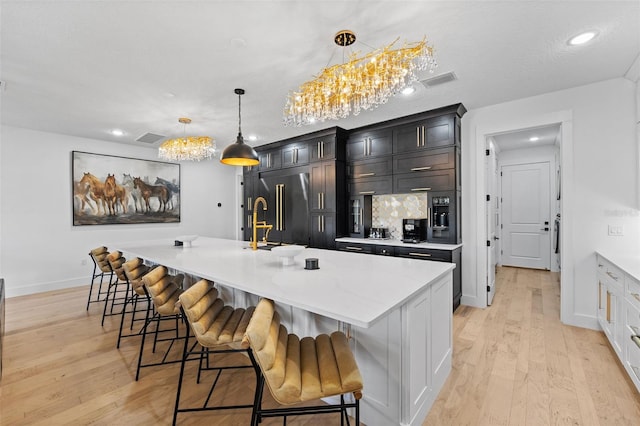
[529,136,539,142]
[568,31,597,46]
[401,86,415,95]
[111,129,124,136]
[248,135,257,141]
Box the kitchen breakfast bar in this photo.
[113,237,455,426]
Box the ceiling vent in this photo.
[420,71,457,88]
[136,132,165,144]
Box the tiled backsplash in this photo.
[372,193,429,240]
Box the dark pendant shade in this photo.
[220,134,259,166]
[220,88,260,167]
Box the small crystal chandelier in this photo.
[283,30,437,126]
[158,118,215,161]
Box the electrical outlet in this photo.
[608,225,624,236]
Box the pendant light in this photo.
[220,88,259,166]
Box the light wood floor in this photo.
[425,266,640,425]
[2,267,640,425]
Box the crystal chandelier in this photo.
[158,118,215,161]
[283,30,437,127]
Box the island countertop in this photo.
[111,237,454,328]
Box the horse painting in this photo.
[79,172,106,215]
[73,180,96,215]
[122,173,143,213]
[133,177,170,213]
[104,174,128,215]
[154,177,180,210]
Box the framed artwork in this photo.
[72,151,180,226]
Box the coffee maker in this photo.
[402,218,427,243]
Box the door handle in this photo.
[410,166,432,172]
[540,227,549,231]
[493,236,500,240]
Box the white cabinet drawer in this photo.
[627,276,640,310]
[597,255,624,291]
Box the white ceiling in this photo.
[491,124,561,151]
[1,1,639,151]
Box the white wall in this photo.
[461,77,639,329]
[0,126,238,297]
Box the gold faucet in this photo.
[252,196,273,250]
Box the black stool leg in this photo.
[172,324,190,426]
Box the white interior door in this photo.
[486,143,499,305]
[501,162,551,270]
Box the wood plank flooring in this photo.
[2,267,640,425]
[424,266,640,426]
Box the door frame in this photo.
[474,110,574,325]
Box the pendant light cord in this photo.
[238,92,242,137]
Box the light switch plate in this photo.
[608,225,624,236]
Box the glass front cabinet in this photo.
[349,195,372,238]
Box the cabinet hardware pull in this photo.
[409,252,432,257]
[318,216,322,232]
[598,282,602,309]
[410,166,432,171]
[321,192,325,209]
[416,127,420,147]
[346,246,362,251]
[607,271,619,281]
[321,141,324,158]
[422,125,425,147]
[358,172,376,177]
[322,215,325,232]
[248,197,252,211]
[359,191,375,194]
[318,141,321,158]
[411,187,431,191]
[247,215,252,228]
[606,291,612,322]
[318,193,321,209]
[363,139,367,156]
[268,153,271,168]
[294,148,298,164]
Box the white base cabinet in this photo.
[596,253,640,393]
[228,272,453,426]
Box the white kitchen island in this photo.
[113,237,454,426]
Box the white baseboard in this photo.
[562,312,600,331]
[6,277,87,298]
[460,294,485,308]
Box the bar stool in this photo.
[172,279,257,425]
[243,298,363,425]
[86,246,113,311]
[136,265,185,380]
[103,250,130,326]
[116,257,152,348]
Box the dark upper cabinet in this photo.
[281,142,309,168]
[393,169,455,193]
[310,137,336,162]
[392,147,456,174]
[348,175,393,196]
[347,156,393,179]
[258,149,282,171]
[346,128,393,161]
[393,114,458,153]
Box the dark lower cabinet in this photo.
[310,213,336,249]
[336,241,462,311]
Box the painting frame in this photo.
[72,151,181,226]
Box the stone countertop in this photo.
[596,251,640,281]
[335,237,463,251]
[112,237,454,329]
